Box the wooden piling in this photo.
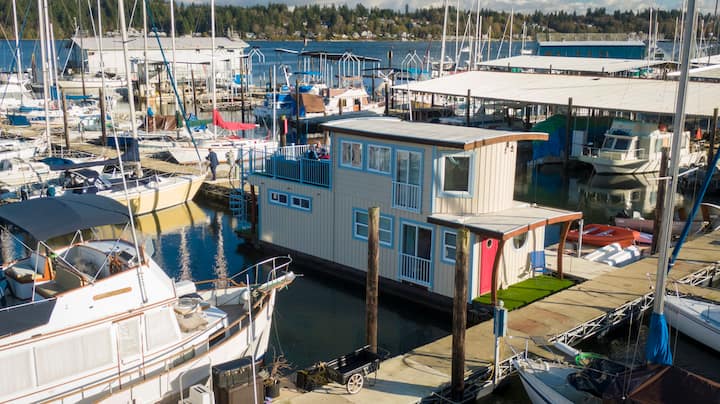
[709,107,718,164]
[61,92,70,150]
[99,88,107,146]
[564,97,573,169]
[466,89,471,127]
[366,207,380,354]
[190,68,198,117]
[652,147,670,254]
[384,82,389,116]
[451,227,469,401]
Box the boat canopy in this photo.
[0,195,130,241]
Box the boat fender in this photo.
[553,342,580,358]
[240,288,251,310]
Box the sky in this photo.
[187,1,718,14]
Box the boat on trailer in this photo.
[0,195,295,403]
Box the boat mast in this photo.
[12,0,22,102]
[118,0,142,177]
[37,0,51,155]
[646,0,696,366]
[473,1,481,67]
[508,9,513,58]
[455,0,460,64]
[142,0,151,124]
[170,0,177,119]
[439,0,449,77]
[211,0,217,136]
[96,0,107,108]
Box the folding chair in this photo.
[530,250,550,276]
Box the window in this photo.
[368,144,391,174]
[613,138,631,151]
[443,231,457,263]
[290,195,311,211]
[394,150,422,211]
[443,155,470,193]
[269,191,288,206]
[353,209,393,247]
[341,141,363,169]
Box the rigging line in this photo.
[145,1,203,167]
[128,0,139,31]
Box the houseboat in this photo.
[247,118,582,305]
[577,119,705,175]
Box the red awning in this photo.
[212,109,258,131]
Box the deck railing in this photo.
[582,146,647,161]
[252,144,331,188]
[399,253,431,287]
[392,181,421,211]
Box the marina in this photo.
[2,2,720,402]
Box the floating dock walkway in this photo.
[274,230,720,403]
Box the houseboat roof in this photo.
[396,71,720,118]
[479,55,666,74]
[320,118,548,150]
[71,36,249,52]
[428,203,582,240]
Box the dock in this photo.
[273,230,720,403]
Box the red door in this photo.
[479,238,499,295]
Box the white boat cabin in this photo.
[249,118,582,304]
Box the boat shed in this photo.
[537,40,647,59]
[67,35,249,79]
[395,70,720,118]
[478,55,667,77]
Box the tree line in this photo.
[0,1,713,42]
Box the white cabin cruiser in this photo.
[0,195,295,403]
[578,120,705,174]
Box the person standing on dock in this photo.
[206,148,219,181]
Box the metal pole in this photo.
[709,107,718,163]
[564,97,573,168]
[652,147,670,255]
[451,227,469,402]
[12,0,22,101]
[118,0,142,177]
[99,87,107,145]
[366,207,380,354]
[61,92,70,150]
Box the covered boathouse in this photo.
[247,118,581,309]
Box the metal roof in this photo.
[396,71,720,118]
[428,203,582,240]
[538,40,645,47]
[72,36,249,51]
[479,55,666,74]
[320,118,548,150]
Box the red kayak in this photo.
[567,224,639,248]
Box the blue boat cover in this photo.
[645,312,673,365]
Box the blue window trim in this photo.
[436,150,474,199]
[397,218,434,289]
[289,193,312,212]
[366,143,393,176]
[392,146,424,213]
[338,139,364,171]
[268,188,312,213]
[351,208,394,249]
[268,189,289,206]
[441,229,457,265]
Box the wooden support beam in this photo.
[366,207,380,354]
[490,238,506,306]
[451,227,469,401]
[557,222,571,279]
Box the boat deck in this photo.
[275,231,720,403]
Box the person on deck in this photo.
[206,148,219,181]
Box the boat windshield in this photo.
[612,137,632,151]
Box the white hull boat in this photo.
[665,294,720,353]
[578,119,705,175]
[168,138,277,165]
[0,195,295,403]
[512,357,598,403]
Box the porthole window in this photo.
[513,233,528,249]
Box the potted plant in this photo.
[264,355,290,399]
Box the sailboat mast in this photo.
[37,0,51,155]
[439,0,449,77]
[508,9,513,58]
[12,0,22,98]
[170,0,177,116]
[142,0,151,119]
[474,1,481,67]
[118,0,141,176]
[96,0,107,101]
[211,0,217,128]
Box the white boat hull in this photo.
[665,295,720,353]
[109,174,204,215]
[513,359,577,404]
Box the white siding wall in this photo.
[496,227,546,290]
[433,142,517,215]
[251,177,334,260]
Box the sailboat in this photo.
[0,195,295,403]
[513,1,720,401]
